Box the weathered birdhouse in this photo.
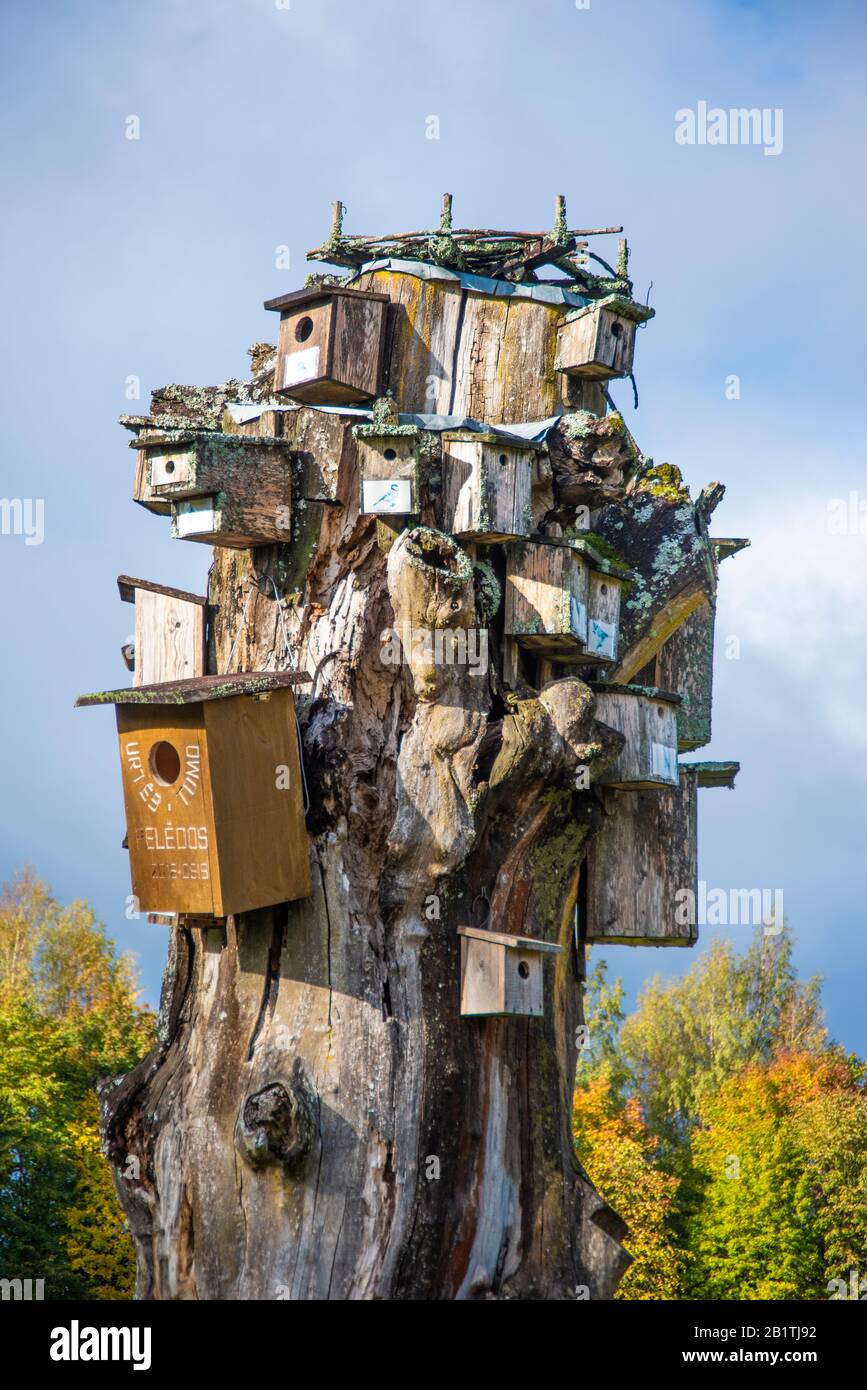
[356,433,421,516]
[76,673,312,917]
[555,296,653,381]
[592,683,680,789]
[504,538,591,657]
[132,432,294,547]
[265,286,389,404]
[504,537,627,662]
[118,575,207,687]
[458,926,563,1018]
[441,431,537,542]
[582,768,697,946]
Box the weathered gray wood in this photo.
[594,685,680,789]
[556,303,636,380]
[357,436,420,515]
[504,538,590,656]
[133,588,206,687]
[584,768,698,945]
[441,436,534,541]
[655,598,715,750]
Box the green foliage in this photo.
[574,925,867,1300]
[0,868,153,1299]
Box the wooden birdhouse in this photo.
[504,538,591,657]
[356,433,420,516]
[504,537,627,663]
[132,432,294,547]
[265,286,389,405]
[555,296,653,381]
[118,575,207,687]
[582,768,697,946]
[441,431,537,542]
[458,926,563,1018]
[592,683,680,789]
[76,673,312,917]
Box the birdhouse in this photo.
[458,926,563,1018]
[357,433,421,516]
[265,286,389,405]
[504,538,591,658]
[504,536,627,664]
[592,683,680,789]
[582,769,698,946]
[440,431,537,542]
[118,575,207,687]
[76,673,312,917]
[555,296,653,381]
[132,432,294,547]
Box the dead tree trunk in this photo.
[98,232,736,1300]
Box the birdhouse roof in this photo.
[76,671,310,708]
[680,760,740,789]
[117,574,208,607]
[263,285,389,313]
[457,926,564,954]
[589,681,682,706]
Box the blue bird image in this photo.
[373,481,401,509]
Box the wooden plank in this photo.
[655,598,715,750]
[116,703,218,917]
[118,575,207,607]
[333,293,387,400]
[457,925,563,953]
[76,671,311,708]
[134,589,206,687]
[205,689,310,914]
[442,439,533,541]
[594,685,680,789]
[584,770,698,945]
[504,540,590,655]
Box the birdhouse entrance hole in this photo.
[295,316,314,342]
[150,739,181,785]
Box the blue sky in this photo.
[1,0,866,1048]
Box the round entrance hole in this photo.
[517,960,530,980]
[383,447,397,461]
[499,453,508,465]
[600,583,608,596]
[611,321,623,338]
[294,316,314,343]
[164,460,175,474]
[149,740,181,786]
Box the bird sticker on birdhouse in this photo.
[118,575,207,687]
[555,295,654,381]
[592,683,681,789]
[357,437,420,516]
[76,673,312,918]
[265,286,389,405]
[441,431,537,542]
[458,926,563,1018]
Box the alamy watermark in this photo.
[0,498,44,545]
[675,102,783,157]
[380,623,488,676]
[674,882,784,929]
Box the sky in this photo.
[1,0,866,1049]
